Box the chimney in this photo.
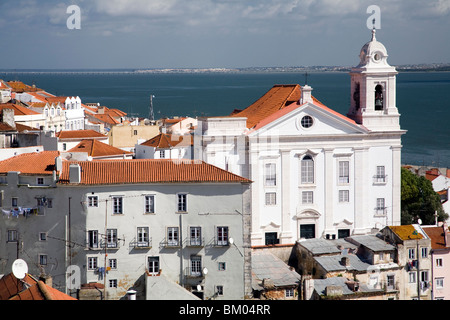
[1,108,16,129]
[300,85,313,104]
[69,164,81,184]
[341,256,350,267]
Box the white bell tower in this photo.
[347,28,400,131]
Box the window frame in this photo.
[339,190,349,203]
[338,161,350,184]
[265,192,277,206]
[264,163,276,186]
[301,155,314,184]
[302,191,313,204]
[216,226,229,246]
[177,193,187,212]
[145,195,155,214]
[167,227,180,246]
[112,196,123,214]
[148,256,160,275]
[88,196,99,207]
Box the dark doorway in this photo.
[300,224,315,239]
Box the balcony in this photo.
[160,238,181,248]
[373,175,388,184]
[184,267,205,278]
[130,237,153,249]
[185,237,205,247]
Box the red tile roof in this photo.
[67,139,133,158]
[141,133,193,149]
[56,129,107,140]
[0,103,40,116]
[230,84,357,130]
[0,151,60,175]
[0,272,76,300]
[59,159,251,185]
[422,226,449,250]
[6,81,42,93]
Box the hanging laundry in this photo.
[2,209,11,219]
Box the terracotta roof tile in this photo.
[141,133,193,149]
[59,159,251,185]
[6,81,42,93]
[0,103,40,116]
[67,139,133,158]
[0,151,60,175]
[0,273,37,300]
[56,129,107,140]
[230,84,357,130]
[422,226,448,250]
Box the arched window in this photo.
[301,155,314,184]
[375,84,384,110]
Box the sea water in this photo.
[1,71,449,167]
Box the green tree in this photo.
[401,167,447,225]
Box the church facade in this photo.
[195,29,406,246]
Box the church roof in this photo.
[230,84,358,131]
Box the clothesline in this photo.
[2,206,40,219]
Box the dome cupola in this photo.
[358,28,389,68]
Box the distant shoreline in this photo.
[0,64,449,75]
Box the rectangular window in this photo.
[109,258,117,270]
[106,229,118,248]
[436,258,443,267]
[376,198,386,215]
[88,230,98,248]
[137,227,150,247]
[265,163,276,186]
[7,230,18,242]
[88,196,98,207]
[148,256,160,274]
[159,150,165,159]
[387,275,395,288]
[217,226,229,246]
[285,288,295,298]
[436,278,444,289]
[421,247,428,258]
[408,248,416,260]
[190,227,202,246]
[376,166,386,183]
[339,190,349,202]
[11,197,18,207]
[145,195,155,213]
[265,192,276,205]
[218,262,226,271]
[112,196,123,214]
[88,257,97,270]
[39,232,47,241]
[216,285,224,296]
[302,191,313,204]
[167,227,179,246]
[109,279,117,288]
[37,177,44,185]
[190,255,202,276]
[177,194,187,212]
[338,161,349,184]
[39,254,47,266]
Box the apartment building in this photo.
[0,151,252,300]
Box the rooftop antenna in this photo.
[149,94,155,121]
[304,72,309,85]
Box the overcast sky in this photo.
[0,0,449,69]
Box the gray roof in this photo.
[314,254,371,272]
[348,235,395,252]
[251,250,300,289]
[313,277,383,297]
[297,238,341,255]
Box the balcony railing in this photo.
[130,237,153,249]
[184,267,205,278]
[185,237,205,247]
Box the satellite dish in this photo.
[196,285,202,291]
[202,267,208,275]
[418,219,422,225]
[229,237,234,245]
[12,259,28,280]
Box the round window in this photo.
[301,115,314,128]
[373,53,381,61]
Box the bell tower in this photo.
[347,28,400,131]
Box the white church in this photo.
[195,28,406,246]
